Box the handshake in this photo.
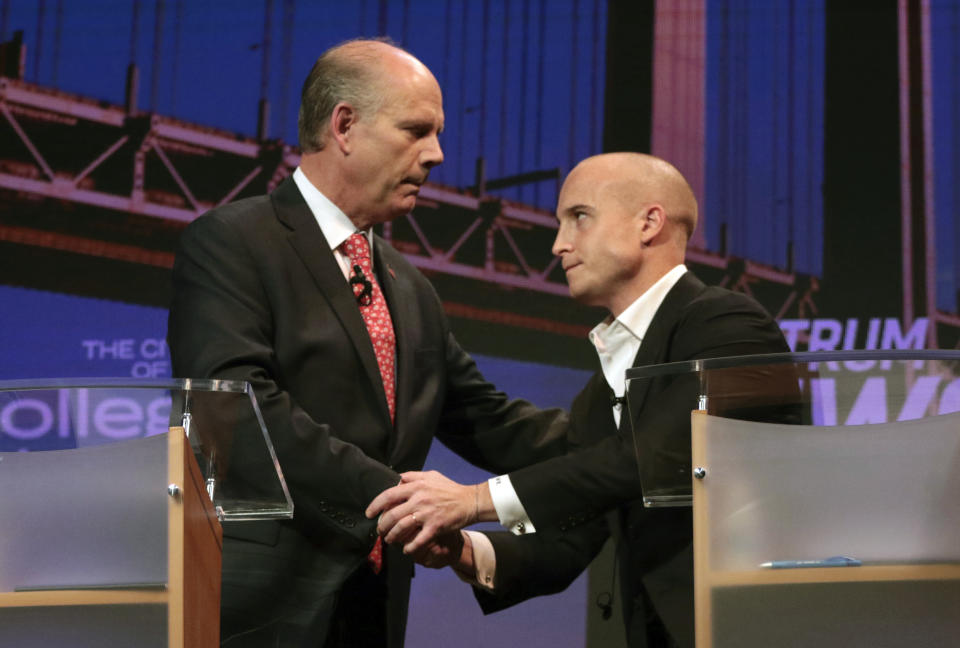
[365,470,495,572]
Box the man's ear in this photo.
[638,204,666,245]
[330,102,358,154]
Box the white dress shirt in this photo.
[466,264,688,590]
[590,263,688,428]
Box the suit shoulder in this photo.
[177,196,282,261]
[687,284,775,319]
[182,194,275,238]
[670,283,788,355]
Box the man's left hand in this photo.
[409,530,468,569]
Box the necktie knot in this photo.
[343,232,371,267]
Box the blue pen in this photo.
[760,555,861,569]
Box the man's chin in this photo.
[567,283,599,307]
[394,195,418,216]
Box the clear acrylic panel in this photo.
[0,378,293,521]
[625,350,960,507]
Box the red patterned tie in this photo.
[343,232,395,574]
[343,233,397,422]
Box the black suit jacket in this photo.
[167,177,567,646]
[475,272,789,648]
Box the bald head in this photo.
[298,39,433,152]
[553,153,700,314]
[569,153,698,248]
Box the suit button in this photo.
[346,519,356,528]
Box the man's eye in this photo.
[575,212,588,222]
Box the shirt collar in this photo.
[589,264,688,362]
[292,167,373,252]
[613,264,687,341]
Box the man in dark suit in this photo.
[369,153,789,647]
[167,39,566,647]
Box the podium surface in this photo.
[625,351,960,648]
[0,378,293,647]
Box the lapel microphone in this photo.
[349,265,373,306]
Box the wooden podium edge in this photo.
[167,426,223,648]
[691,410,711,648]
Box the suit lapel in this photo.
[627,272,706,417]
[373,236,413,451]
[271,178,392,428]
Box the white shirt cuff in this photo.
[488,474,536,535]
[458,530,496,591]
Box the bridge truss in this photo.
[0,75,831,363]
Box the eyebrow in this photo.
[398,118,443,133]
[561,203,593,216]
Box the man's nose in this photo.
[551,229,571,256]
[422,136,444,169]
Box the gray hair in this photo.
[297,38,400,153]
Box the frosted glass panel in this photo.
[695,406,960,647]
[0,605,166,647]
[0,434,168,591]
[697,411,960,571]
[711,581,960,648]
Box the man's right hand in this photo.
[410,530,476,577]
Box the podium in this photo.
[0,379,293,647]
[625,350,960,647]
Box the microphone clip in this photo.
[350,265,374,306]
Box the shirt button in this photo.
[515,522,526,534]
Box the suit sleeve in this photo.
[472,516,610,614]
[167,212,399,550]
[469,402,611,613]
[507,293,789,531]
[433,328,570,475]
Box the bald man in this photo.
[168,39,566,648]
[369,153,789,647]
